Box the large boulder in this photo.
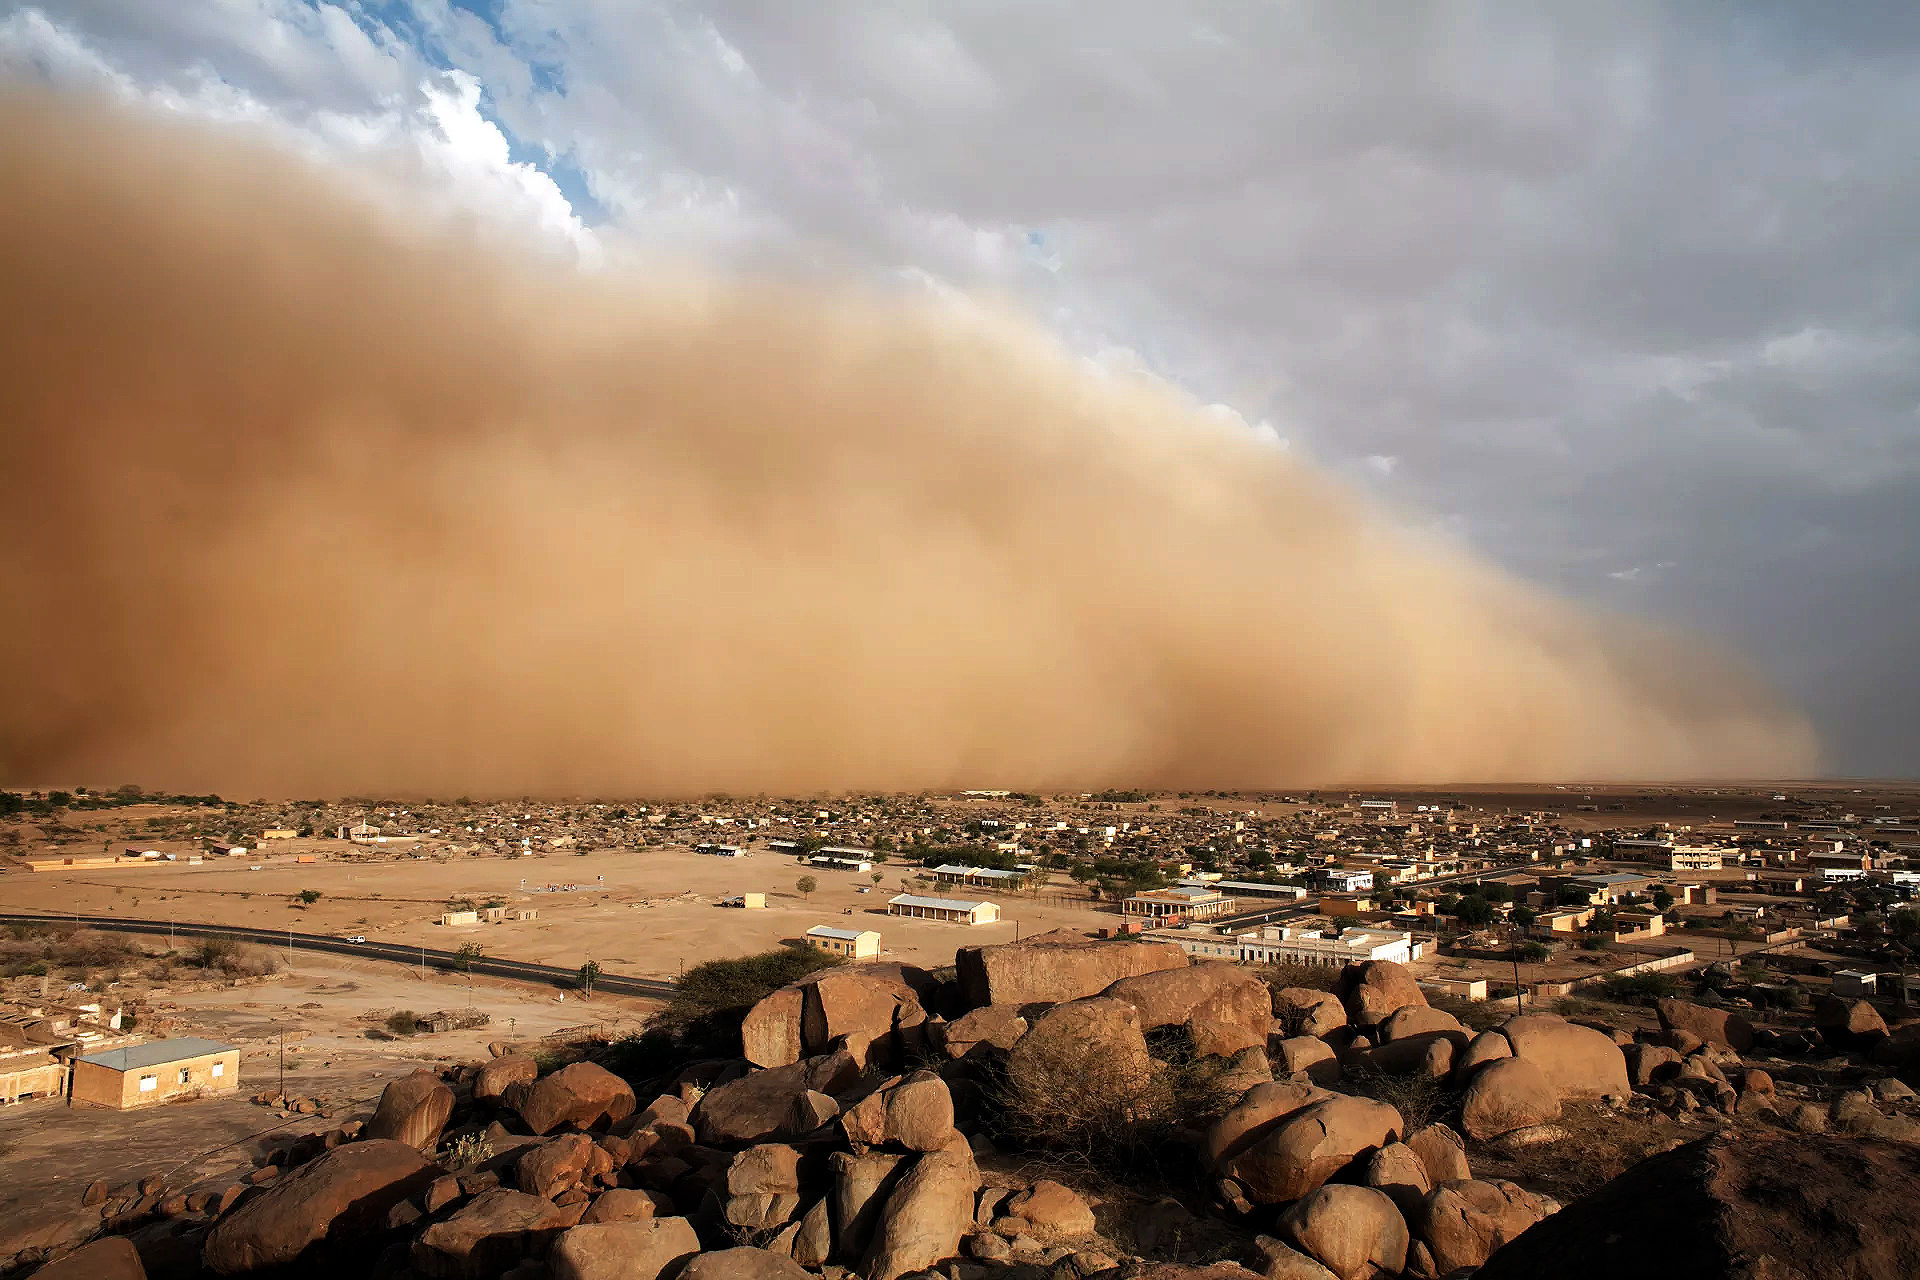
[474,1055,539,1105]
[694,1051,863,1145]
[1497,1015,1629,1098]
[413,1189,573,1279]
[680,1247,812,1280]
[831,1151,911,1264]
[1273,988,1347,1039]
[802,966,928,1061]
[840,1070,956,1153]
[33,1238,146,1280]
[1407,1179,1557,1277]
[363,1068,455,1150]
[1475,1133,1920,1280]
[1225,1096,1404,1205]
[1814,996,1889,1050]
[1003,1179,1097,1238]
[724,1144,803,1233]
[517,1133,597,1200]
[1655,999,1753,1054]
[1378,1007,1467,1043]
[1362,1143,1432,1217]
[956,930,1187,1009]
[1403,1124,1470,1186]
[1005,998,1157,1130]
[1459,1058,1561,1141]
[204,1140,437,1273]
[1277,1184,1410,1280]
[1206,1079,1329,1170]
[1335,962,1427,1028]
[862,1141,981,1280]
[1623,1042,1684,1088]
[1104,962,1274,1057]
[1276,1035,1342,1084]
[547,1217,701,1280]
[938,1005,1027,1061]
[1454,1030,1512,1076]
[517,1063,636,1135]
[742,985,807,1068]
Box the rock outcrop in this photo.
[516,1063,636,1135]
[204,1140,437,1273]
[363,1068,455,1150]
[955,930,1187,1009]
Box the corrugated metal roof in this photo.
[75,1037,234,1071]
[806,926,871,941]
[889,894,991,912]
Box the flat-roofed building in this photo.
[887,894,1000,925]
[930,864,1026,888]
[0,1051,66,1105]
[1123,886,1234,923]
[804,926,882,959]
[1318,868,1375,893]
[1236,924,1414,967]
[1670,847,1726,873]
[70,1037,239,1110]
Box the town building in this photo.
[1235,924,1415,967]
[1669,847,1726,873]
[0,1050,66,1105]
[439,909,479,927]
[70,1038,239,1110]
[1833,969,1878,998]
[929,864,1026,888]
[808,853,874,873]
[804,926,882,960]
[260,829,297,840]
[721,893,766,909]
[886,894,999,925]
[695,843,746,857]
[1317,868,1375,893]
[1184,878,1307,901]
[1122,886,1234,923]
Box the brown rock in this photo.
[474,1054,539,1104]
[1460,1057,1562,1141]
[832,1150,911,1264]
[1004,1179,1096,1237]
[1403,1123,1471,1186]
[801,966,928,1063]
[862,1141,981,1280]
[1409,1179,1557,1275]
[1253,1235,1342,1280]
[1005,998,1157,1127]
[1227,1096,1404,1205]
[413,1189,573,1278]
[743,985,808,1068]
[1655,999,1753,1053]
[363,1068,455,1149]
[204,1140,436,1274]
[1104,961,1274,1057]
[956,929,1188,1008]
[518,1133,596,1200]
[1277,1183,1409,1280]
[793,1196,833,1268]
[1274,1036,1341,1083]
[694,1051,863,1145]
[1378,1006,1466,1042]
[33,1237,147,1280]
[1624,1042,1684,1087]
[1335,961,1427,1029]
[424,1175,461,1214]
[680,1247,813,1279]
[1273,988,1347,1039]
[1814,996,1889,1049]
[578,1188,659,1225]
[547,1216,701,1280]
[939,1005,1028,1060]
[1362,1142,1431,1216]
[1207,1079,1330,1169]
[81,1179,109,1208]
[1498,1014,1630,1098]
[1475,1132,1920,1280]
[516,1063,636,1135]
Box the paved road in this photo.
[0,912,677,1000]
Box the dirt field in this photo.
[1,846,1119,981]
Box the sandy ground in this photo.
[0,953,657,1260]
[1,845,1119,980]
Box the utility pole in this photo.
[287,928,294,966]
[277,1028,285,1102]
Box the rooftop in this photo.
[75,1037,234,1071]
[930,863,1024,879]
[889,893,993,912]
[805,926,874,941]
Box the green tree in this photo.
[577,959,602,998]
[455,941,484,973]
[1454,894,1494,926]
[796,876,818,901]
[295,889,322,906]
[1652,888,1674,912]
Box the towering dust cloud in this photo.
[0,90,1817,796]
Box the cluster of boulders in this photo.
[23,931,1920,1280]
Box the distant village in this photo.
[4,782,1919,1112]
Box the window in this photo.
[138,1074,157,1092]
[178,1068,192,1084]
[211,1062,224,1078]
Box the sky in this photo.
[3,1,1917,776]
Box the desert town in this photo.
[5,782,1920,1277]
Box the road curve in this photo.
[0,911,677,1000]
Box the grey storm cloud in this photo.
[5,0,1919,774]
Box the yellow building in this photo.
[0,1051,67,1105]
[70,1038,240,1110]
[805,926,882,959]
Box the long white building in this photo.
[1145,922,1417,968]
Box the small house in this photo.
[70,1038,239,1110]
[805,926,881,959]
